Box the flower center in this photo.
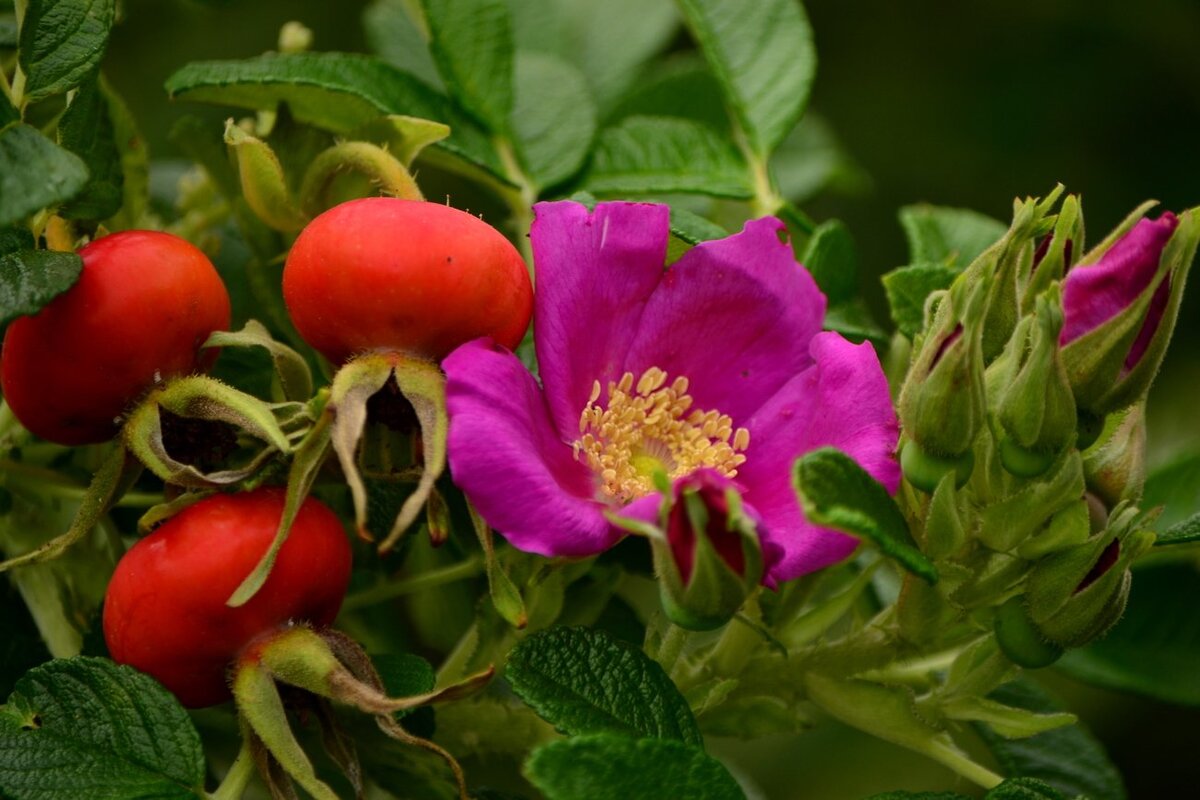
[572,367,750,503]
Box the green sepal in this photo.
[349,114,452,167]
[1081,402,1146,507]
[993,596,1063,669]
[299,140,422,217]
[1016,499,1090,560]
[327,353,449,553]
[1025,506,1155,648]
[468,501,527,629]
[122,375,293,488]
[224,118,309,233]
[0,445,140,574]
[1062,207,1200,416]
[205,319,314,403]
[924,471,967,559]
[1021,193,1083,311]
[649,484,764,632]
[939,694,1075,739]
[976,451,1084,552]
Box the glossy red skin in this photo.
[103,489,352,708]
[283,198,532,365]
[1,230,231,445]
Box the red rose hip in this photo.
[282,197,532,364]
[103,488,352,707]
[1,230,232,445]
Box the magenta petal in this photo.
[444,339,620,558]
[1060,212,1178,347]
[531,201,671,439]
[738,332,900,584]
[622,217,826,424]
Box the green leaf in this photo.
[866,792,968,800]
[1058,562,1200,707]
[793,447,938,584]
[98,77,149,230]
[882,263,958,338]
[0,250,83,327]
[585,116,750,198]
[507,0,678,112]
[607,56,727,132]
[0,15,17,48]
[0,124,89,226]
[422,0,514,134]
[1156,511,1200,546]
[770,113,867,204]
[57,74,122,220]
[18,0,115,103]
[0,227,34,257]
[525,734,743,800]
[669,206,727,245]
[363,0,445,89]
[801,218,857,304]
[1143,451,1200,529]
[505,626,702,746]
[164,52,506,182]
[985,779,1066,800]
[899,204,1007,268]
[0,657,206,799]
[676,0,816,158]
[0,90,16,125]
[510,51,595,190]
[823,299,888,346]
[975,680,1125,800]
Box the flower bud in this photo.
[993,285,1077,477]
[1082,402,1146,508]
[1024,505,1154,648]
[993,596,1063,669]
[1021,193,1082,311]
[1060,208,1200,416]
[649,470,766,631]
[898,275,988,490]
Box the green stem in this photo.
[341,555,485,611]
[709,595,764,677]
[493,137,537,273]
[654,624,689,677]
[208,739,256,800]
[925,740,1004,790]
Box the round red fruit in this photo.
[1,230,232,445]
[282,198,532,365]
[103,488,352,708]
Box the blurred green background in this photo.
[99,0,1200,796]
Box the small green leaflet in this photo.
[1058,562,1200,708]
[511,51,596,191]
[1156,512,1200,545]
[1143,451,1200,530]
[676,0,816,159]
[883,263,958,338]
[422,0,515,135]
[793,448,938,584]
[801,218,858,304]
[974,680,1126,800]
[18,0,115,104]
[0,657,206,800]
[0,124,89,227]
[505,626,703,746]
[607,56,728,132]
[0,250,83,327]
[899,204,1007,267]
[58,74,123,221]
[164,52,507,183]
[868,778,1066,800]
[585,115,751,198]
[524,733,744,800]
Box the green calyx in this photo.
[993,596,1062,669]
[1082,403,1147,507]
[648,485,764,632]
[899,271,989,463]
[901,439,974,494]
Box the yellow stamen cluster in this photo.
[573,366,750,503]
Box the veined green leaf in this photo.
[0,124,89,226]
[525,734,743,800]
[422,0,514,134]
[676,0,816,158]
[883,262,958,338]
[793,448,938,584]
[511,51,596,191]
[585,115,751,198]
[363,0,445,89]
[165,52,507,183]
[0,657,206,799]
[506,626,702,746]
[18,0,115,103]
[899,204,1007,268]
[0,249,83,327]
[57,73,122,221]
